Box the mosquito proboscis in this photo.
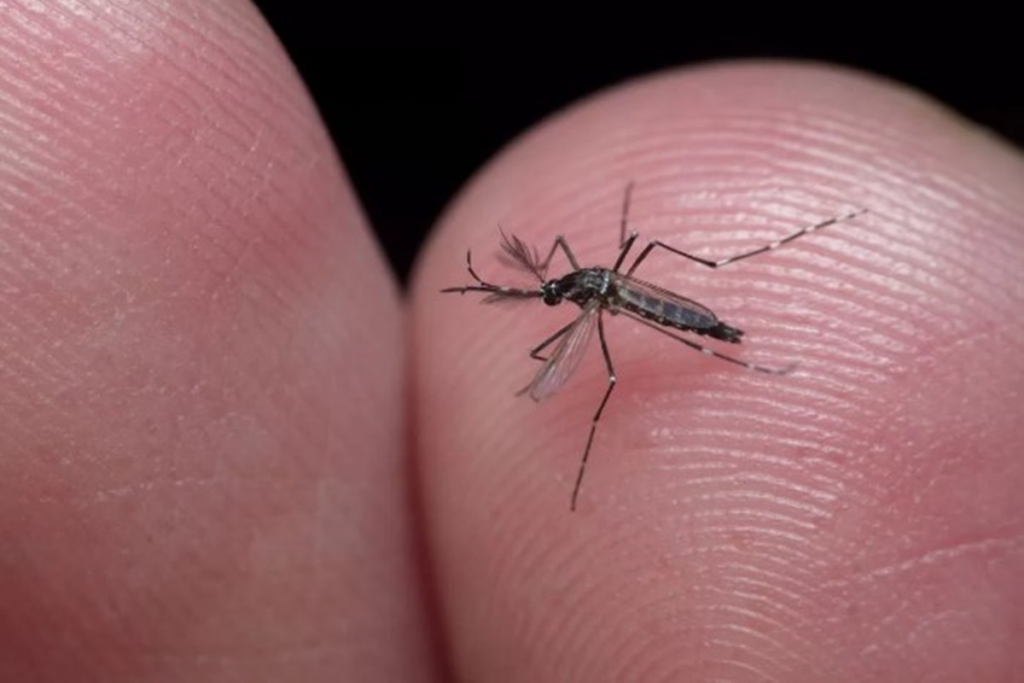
[442,184,866,511]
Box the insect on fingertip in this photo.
[441,185,863,509]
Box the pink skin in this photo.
[1,4,1022,683]
[0,2,433,681]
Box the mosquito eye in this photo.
[539,282,561,306]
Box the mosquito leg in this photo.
[619,182,635,248]
[536,183,639,276]
[609,182,641,272]
[537,235,581,273]
[625,209,868,277]
[526,319,578,363]
[571,313,616,512]
[612,231,639,272]
[622,311,795,375]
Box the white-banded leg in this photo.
[625,209,867,277]
[622,311,795,375]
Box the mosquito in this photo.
[442,184,866,511]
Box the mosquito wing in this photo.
[520,302,599,402]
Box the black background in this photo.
[248,8,1022,286]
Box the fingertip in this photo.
[416,61,1024,681]
[0,2,432,680]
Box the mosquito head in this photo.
[540,280,564,306]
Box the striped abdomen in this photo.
[612,274,743,343]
